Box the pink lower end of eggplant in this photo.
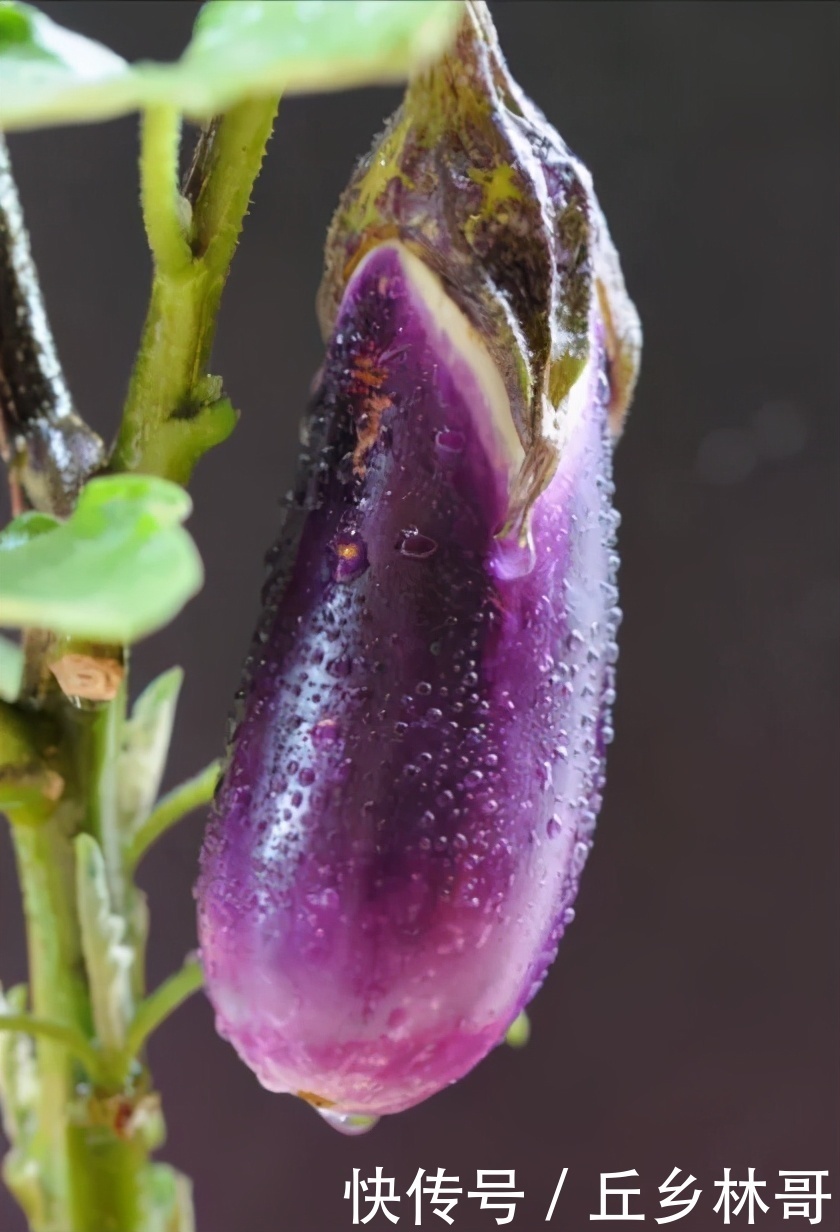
[197,242,620,1118]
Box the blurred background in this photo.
[1,2,838,1229]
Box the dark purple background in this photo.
[1,3,838,1229]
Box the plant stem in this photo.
[129,759,220,870]
[87,688,129,915]
[66,1125,145,1232]
[0,1017,101,1079]
[1,91,279,1232]
[138,109,192,277]
[111,97,279,483]
[11,806,90,1230]
[124,959,203,1066]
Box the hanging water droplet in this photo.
[316,1107,379,1136]
[488,531,536,581]
[311,719,341,747]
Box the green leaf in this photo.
[0,511,58,549]
[118,668,183,833]
[0,635,24,702]
[0,1,134,130]
[74,834,133,1052]
[0,0,463,130]
[0,475,203,644]
[167,0,464,113]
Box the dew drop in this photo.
[316,1107,379,1136]
[489,532,536,581]
[311,719,340,747]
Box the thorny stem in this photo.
[0,96,279,1232]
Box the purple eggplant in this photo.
[197,0,640,1123]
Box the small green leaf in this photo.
[0,636,24,702]
[0,475,203,644]
[74,833,133,1051]
[118,667,183,833]
[0,0,463,130]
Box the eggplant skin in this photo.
[197,241,620,1116]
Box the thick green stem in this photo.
[111,97,279,483]
[7,704,153,1232]
[66,1126,145,1232]
[11,811,88,1231]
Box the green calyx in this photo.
[319,0,641,526]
